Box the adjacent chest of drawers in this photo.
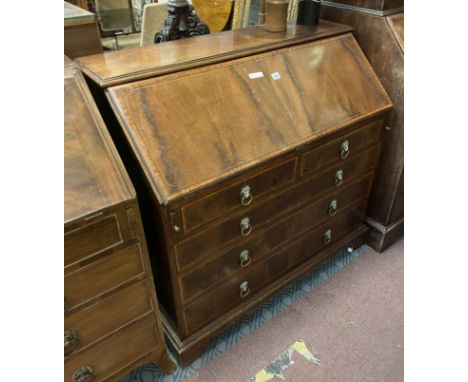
[77,21,393,365]
[64,57,175,381]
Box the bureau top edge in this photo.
[75,20,353,88]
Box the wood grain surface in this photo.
[107,33,392,204]
[192,0,234,32]
[75,20,353,87]
[64,64,133,223]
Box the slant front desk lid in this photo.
[64,59,134,223]
[108,33,392,205]
[76,20,352,87]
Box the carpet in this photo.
[121,244,372,382]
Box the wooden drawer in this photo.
[64,314,160,382]
[65,279,153,356]
[175,149,378,272]
[180,157,297,232]
[65,215,123,267]
[183,201,367,334]
[300,119,383,176]
[65,243,145,311]
[179,174,373,302]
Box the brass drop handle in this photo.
[323,229,332,245]
[328,199,338,216]
[240,185,253,206]
[64,330,81,356]
[240,217,252,236]
[334,170,343,187]
[240,281,250,298]
[340,140,350,159]
[71,365,95,382]
[239,249,251,267]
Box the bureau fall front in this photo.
[77,20,393,365]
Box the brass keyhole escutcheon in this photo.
[328,199,337,216]
[240,281,250,298]
[334,170,343,187]
[323,229,332,245]
[240,217,252,236]
[239,249,251,267]
[240,185,253,206]
[340,140,350,159]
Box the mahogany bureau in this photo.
[321,0,404,251]
[76,21,393,365]
[64,56,175,381]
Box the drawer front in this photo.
[65,279,153,356]
[300,119,383,176]
[180,157,297,232]
[179,174,373,303]
[64,314,160,382]
[65,244,145,310]
[175,147,379,272]
[65,215,123,267]
[183,201,367,335]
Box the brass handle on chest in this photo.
[340,140,350,159]
[71,365,95,382]
[240,217,252,236]
[240,281,250,298]
[323,229,332,245]
[240,185,253,206]
[239,249,251,267]
[334,170,343,187]
[64,330,81,356]
[328,200,338,216]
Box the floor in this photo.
[122,237,404,382]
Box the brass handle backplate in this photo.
[240,281,250,298]
[64,330,80,356]
[240,217,252,236]
[71,365,95,382]
[239,249,251,267]
[340,140,350,159]
[334,170,343,187]
[240,185,253,206]
[323,229,332,245]
[328,200,338,216]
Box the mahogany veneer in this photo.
[64,56,175,381]
[77,23,393,365]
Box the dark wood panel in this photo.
[64,215,123,266]
[64,67,132,224]
[300,118,382,175]
[176,159,377,272]
[179,175,373,303]
[65,279,152,355]
[107,34,391,204]
[64,315,161,382]
[64,244,145,310]
[181,157,297,232]
[75,20,353,87]
[183,201,367,334]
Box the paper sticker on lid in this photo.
[249,72,264,79]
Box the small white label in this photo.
[248,72,264,79]
[271,72,281,80]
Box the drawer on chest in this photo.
[65,243,145,311]
[65,215,123,267]
[174,147,379,273]
[179,158,297,232]
[178,174,373,303]
[65,279,153,357]
[300,119,383,176]
[182,200,368,335]
[65,314,161,382]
